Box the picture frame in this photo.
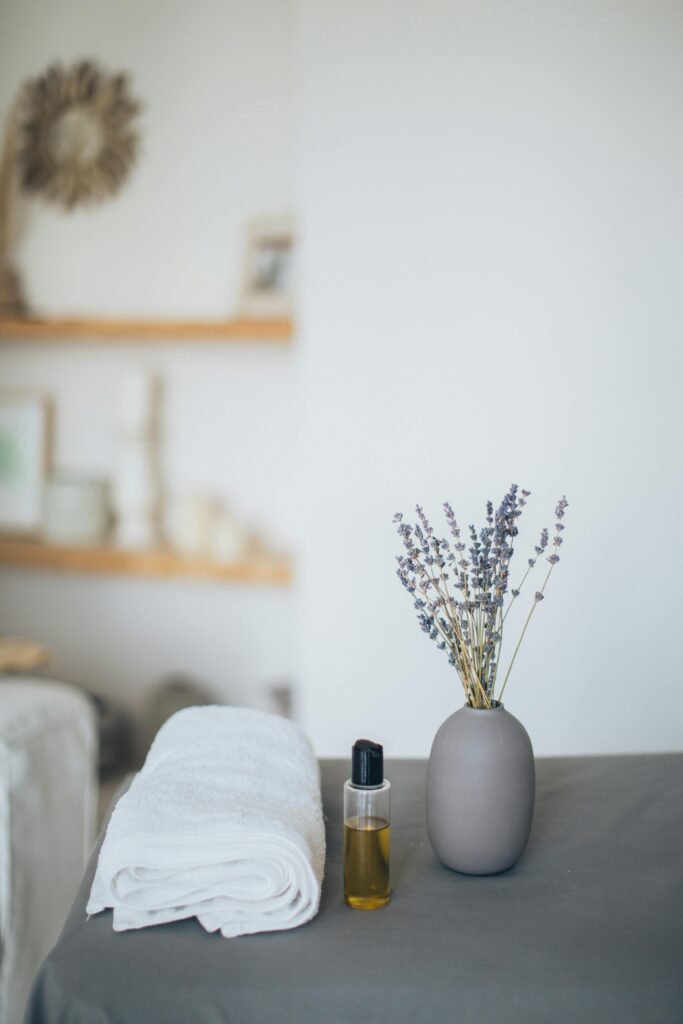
[240,215,294,317]
[0,390,50,535]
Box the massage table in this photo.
[26,755,683,1023]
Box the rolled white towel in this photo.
[87,706,325,938]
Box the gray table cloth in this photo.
[26,755,683,1023]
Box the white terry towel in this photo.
[87,706,325,938]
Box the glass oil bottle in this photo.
[343,739,391,909]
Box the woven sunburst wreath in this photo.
[16,59,141,210]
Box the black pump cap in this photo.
[352,739,384,787]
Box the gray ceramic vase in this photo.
[426,703,534,874]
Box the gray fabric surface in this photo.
[26,755,683,1023]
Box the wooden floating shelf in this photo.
[0,316,293,342]
[0,540,292,585]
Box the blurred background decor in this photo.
[89,689,134,778]
[143,672,217,755]
[43,474,110,546]
[17,59,140,209]
[241,215,294,317]
[0,107,25,316]
[0,58,140,318]
[0,677,97,1023]
[0,636,49,673]
[0,390,49,534]
[0,0,680,769]
[113,369,161,549]
[167,493,223,559]
[0,2,296,783]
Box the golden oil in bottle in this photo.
[343,740,391,910]
[344,816,391,909]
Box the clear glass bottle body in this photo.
[343,779,391,909]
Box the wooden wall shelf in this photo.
[0,317,293,342]
[0,540,292,585]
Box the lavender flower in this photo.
[394,487,569,708]
[555,496,569,519]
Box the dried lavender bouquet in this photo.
[394,485,568,709]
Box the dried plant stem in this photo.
[485,599,504,695]
[502,563,534,623]
[0,101,19,262]
[427,559,490,707]
[428,570,489,707]
[498,560,556,702]
[459,571,482,690]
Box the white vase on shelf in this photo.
[166,494,219,560]
[112,370,161,550]
[213,510,250,563]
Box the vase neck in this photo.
[463,701,504,713]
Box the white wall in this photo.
[297,0,683,756]
[2,1,682,759]
[0,0,295,318]
[0,0,298,728]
